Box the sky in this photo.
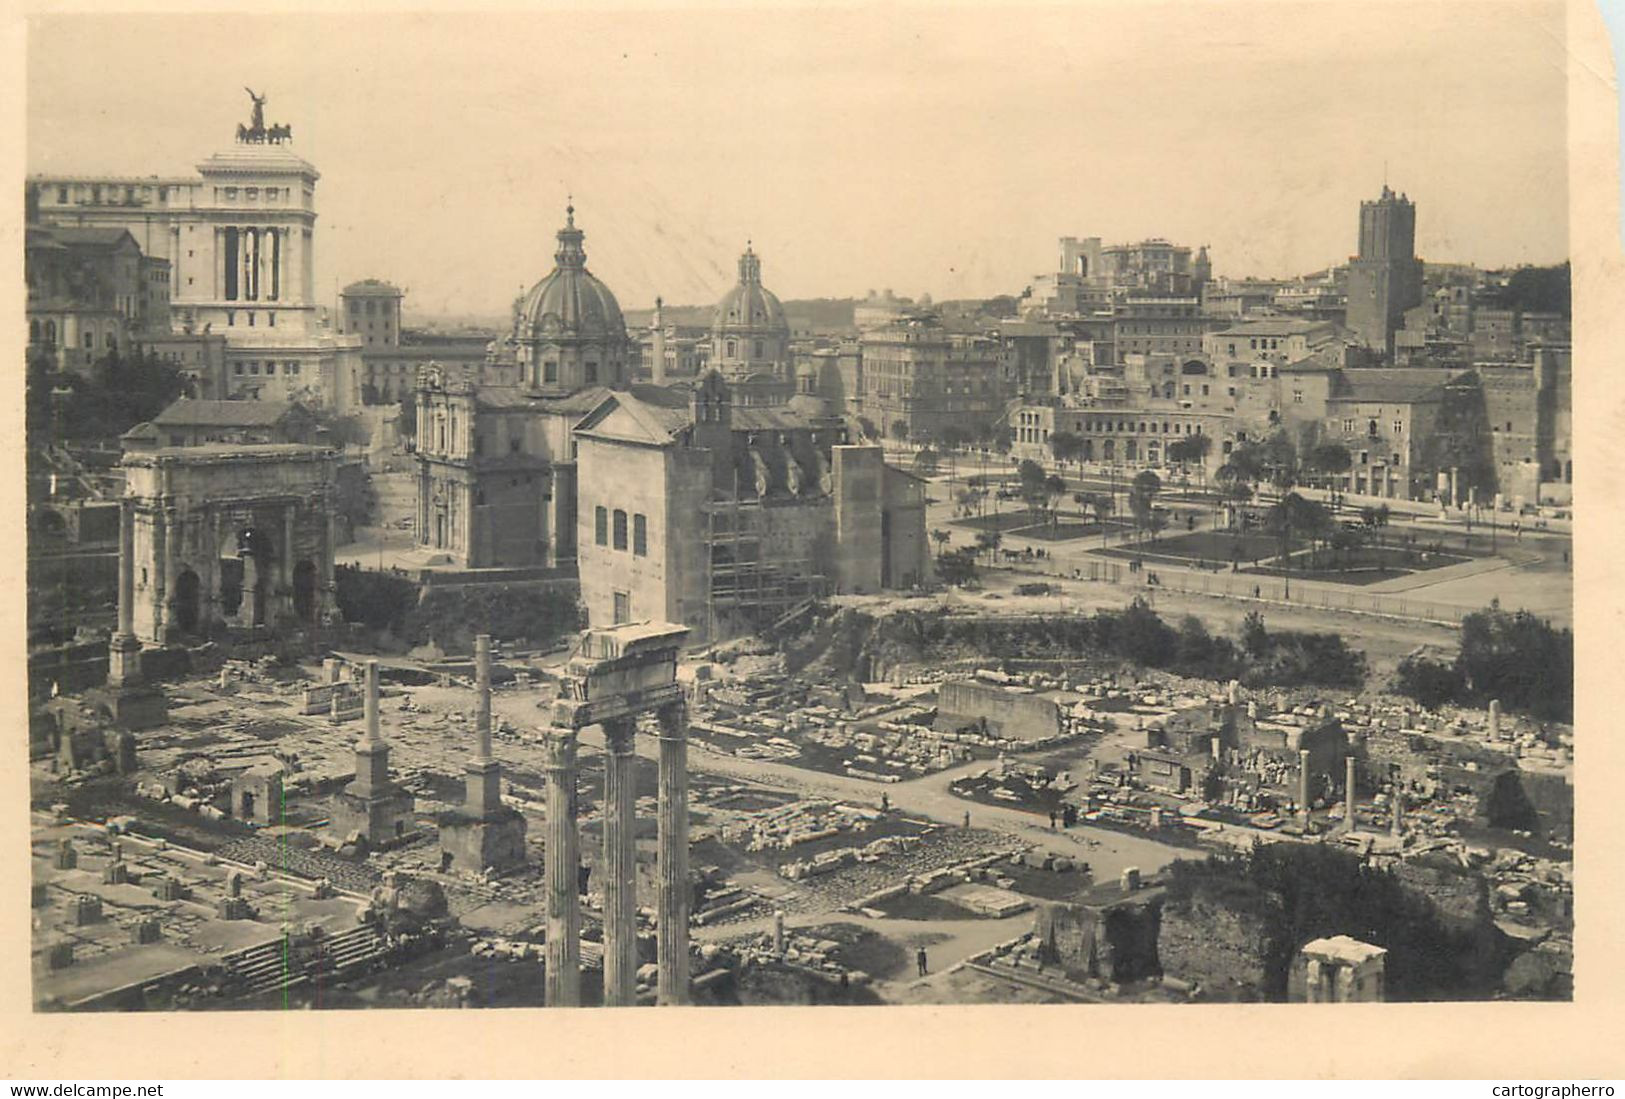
[26,2,1571,317]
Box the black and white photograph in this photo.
[13,0,1602,1061]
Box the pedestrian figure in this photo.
[880,792,890,813]
[1254,584,1261,599]
[1048,809,1057,829]
[963,810,972,829]
[916,947,929,977]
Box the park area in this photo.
[1099,527,1487,585]
[951,509,1134,542]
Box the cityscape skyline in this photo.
[27,3,1568,317]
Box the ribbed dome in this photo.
[712,246,788,336]
[517,204,626,342]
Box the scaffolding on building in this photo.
[702,495,829,640]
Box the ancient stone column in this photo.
[363,659,380,744]
[152,506,168,637]
[543,728,581,1007]
[1298,748,1311,825]
[1488,699,1502,744]
[1391,784,1404,838]
[1343,754,1358,833]
[350,660,391,794]
[601,717,639,1007]
[655,701,691,1006]
[464,634,500,815]
[282,505,296,591]
[773,909,786,956]
[475,635,492,760]
[107,499,143,686]
[116,499,136,639]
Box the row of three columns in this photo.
[542,703,690,1008]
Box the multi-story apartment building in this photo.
[857,314,1015,441]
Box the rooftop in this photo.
[150,398,305,428]
[1212,318,1332,338]
[1302,935,1387,964]
[342,279,403,297]
[1331,368,1464,404]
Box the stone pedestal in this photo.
[437,800,528,875]
[91,632,169,730]
[106,632,143,688]
[85,682,170,732]
[543,729,581,1007]
[602,719,639,1007]
[655,702,691,1006]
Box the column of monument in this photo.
[1297,748,1311,828]
[655,701,691,1006]
[465,635,500,813]
[1343,755,1358,833]
[283,505,296,615]
[601,718,639,1007]
[151,504,167,637]
[108,499,142,685]
[543,728,581,1007]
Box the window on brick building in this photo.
[612,509,628,551]
[595,507,608,546]
[633,514,647,556]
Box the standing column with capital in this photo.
[543,728,581,1007]
[601,717,639,1006]
[655,701,691,1006]
[116,499,135,639]
[107,499,143,686]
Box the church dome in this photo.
[712,246,788,337]
[517,204,626,343]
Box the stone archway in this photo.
[172,568,201,634]
[292,560,318,622]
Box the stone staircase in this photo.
[223,924,388,998]
[222,938,305,998]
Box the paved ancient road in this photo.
[489,693,1188,882]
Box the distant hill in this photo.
[403,311,507,333]
[625,298,858,335]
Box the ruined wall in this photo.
[1515,769,1574,842]
[1393,853,1503,992]
[936,680,1063,741]
[881,465,929,589]
[1157,881,1282,1000]
[1033,894,1162,983]
[831,445,883,595]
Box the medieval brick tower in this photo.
[1346,185,1424,359]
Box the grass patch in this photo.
[868,892,985,921]
[951,512,1049,534]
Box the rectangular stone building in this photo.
[573,373,929,642]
